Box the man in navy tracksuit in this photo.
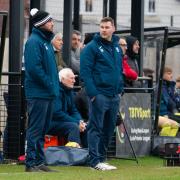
[48,68,87,148]
[80,17,124,170]
[24,9,59,172]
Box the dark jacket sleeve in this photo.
[53,93,81,124]
[162,85,176,114]
[80,44,99,98]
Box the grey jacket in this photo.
[70,47,81,74]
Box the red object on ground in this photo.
[18,154,25,161]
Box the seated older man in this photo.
[47,68,87,148]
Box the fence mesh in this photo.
[0,84,8,157]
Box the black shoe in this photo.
[36,164,58,172]
[25,166,42,172]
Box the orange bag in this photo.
[44,135,59,148]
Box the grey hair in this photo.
[59,68,74,82]
[72,30,81,36]
[72,30,82,41]
[119,37,126,41]
[53,32,63,40]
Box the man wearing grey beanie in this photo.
[24,8,59,172]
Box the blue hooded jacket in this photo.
[24,28,59,99]
[80,33,123,98]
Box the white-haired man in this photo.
[47,68,87,148]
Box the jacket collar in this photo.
[60,83,73,93]
[93,33,119,45]
[163,80,176,87]
[32,27,54,42]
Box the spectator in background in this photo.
[125,35,141,87]
[51,32,67,71]
[160,67,177,117]
[157,67,179,136]
[48,68,88,148]
[24,8,59,172]
[119,37,138,81]
[80,17,123,170]
[70,30,82,74]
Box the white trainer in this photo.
[94,162,117,171]
[104,163,117,170]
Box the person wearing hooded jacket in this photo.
[80,17,123,170]
[24,9,59,172]
[125,35,141,87]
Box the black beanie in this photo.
[30,8,52,27]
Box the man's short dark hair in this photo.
[100,17,114,26]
